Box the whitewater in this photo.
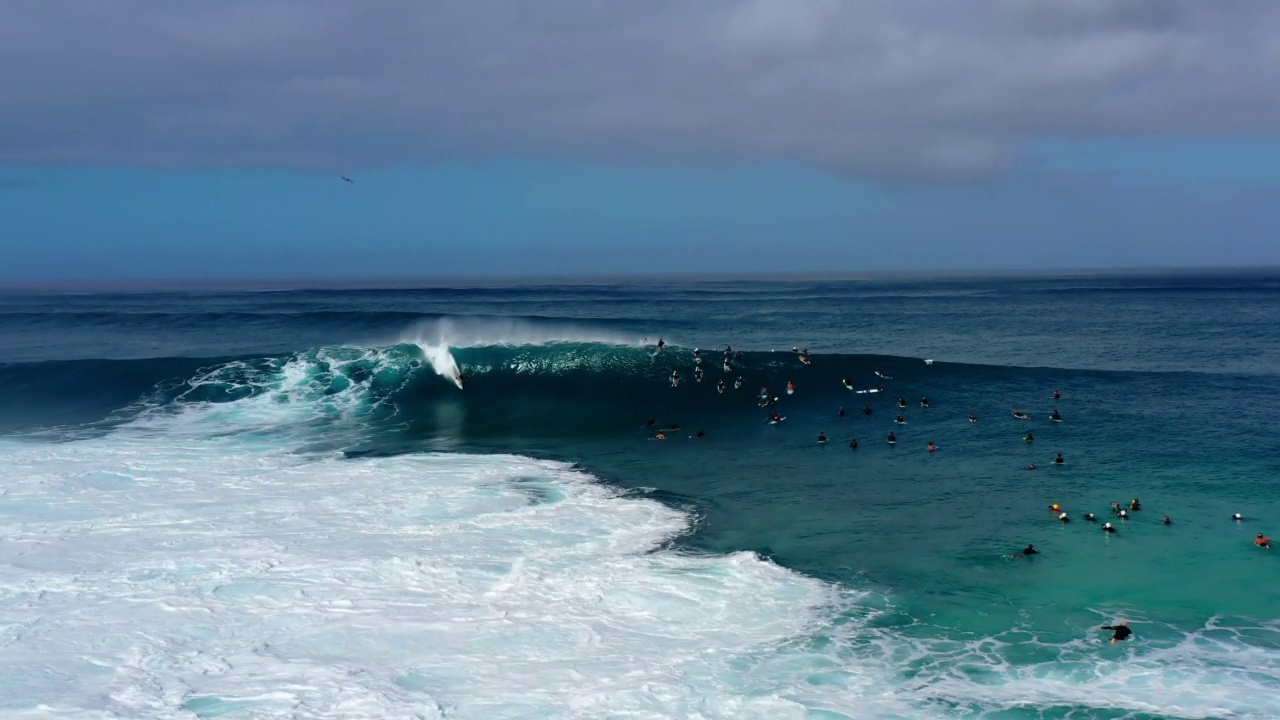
[0,435,874,719]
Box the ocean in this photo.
[1,272,1278,719]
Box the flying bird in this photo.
[341,176,354,184]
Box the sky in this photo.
[2,0,1279,281]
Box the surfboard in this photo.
[855,388,882,394]
[770,417,786,424]
[786,389,794,395]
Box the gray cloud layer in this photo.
[3,0,1278,180]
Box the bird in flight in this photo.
[341,176,354,184]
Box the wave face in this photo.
[4,278,1280,719]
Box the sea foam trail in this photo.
[0,437,881,720]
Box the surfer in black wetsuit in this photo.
[1022,544,1039,556]
[695,429,705,438]
[818,432,828,444]
[849,437,858,450]
[843,377,854,390]
[1101,622,1132,643]
[1053,389,1061,400]
[895,415,906,425]
[1024,432,1034,443]
[670,370,680,387]
[716,379,725,394]
[920,396,930,408]
[1084,513,1097,522]
[657,338,665,352]
[457,372,470,388]
[968,413,978,423]
[838,406,847,418]
[694,366,704,383]
[647,418,656,428]
[863,405,873,416]
[898,397,907,408]
[1051,409,1062,421]
[887,431,897,445]
[734,376,743,390]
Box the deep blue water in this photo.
[2,272,1279,719]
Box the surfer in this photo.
[694,366,704,383]
[1053,389,1061,400]
[1256,533,1272,549]
[875,371,892,380]
[1054,453,1064,465]
[863,405,873,416]
[457,372,470,388]
[657,338,665,352]
[838,406,847,418]
[968,413,978,423]
[1051,409,1062,422]
[1130,498,1141,511]
[1103,522,1117,533]
[843,377,854,390]
[818,432,828,444]
[1012,410,1030,420]
[920,396,930,408]
[695,429,705,439]
[1024,432,1034,443]
[716,379,725,394]
[654,431,667,440]
[647,418,656,428]
[1100,622,1132,643]
[887,431,897,445]
[1026,463,1037,470]
[1117,509,1128,520]
[1163,515,1173,525]
[670,370,680,387]
[786,381,796,394]
[799,354,811,365]
[849,437,859,450]
[898,397,907,409]
[694,349,702,364]
[723,359,732,373]
[927,442,937,452]
[770,411,784,424]
[1022,544,1039,556]
[734,376,744,390]
[895,415,907,425]
[1233,513,1244,521]
[1084,513,1097,522]
[1059,512,1070,523]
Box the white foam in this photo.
[0,437,873,720]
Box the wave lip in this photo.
[397,317,650,388]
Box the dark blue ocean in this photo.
[2,272,1279,719]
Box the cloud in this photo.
[1,0,1278,181]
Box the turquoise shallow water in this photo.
[2,272,1279,718]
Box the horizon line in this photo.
[2,264,1277,293]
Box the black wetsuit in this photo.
[1022,545,1038,556]
[1102,625,1132,641]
